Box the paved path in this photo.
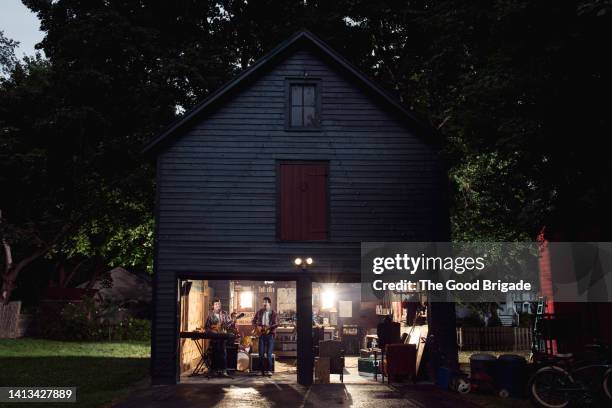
[113,382,480,408]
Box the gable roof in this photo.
[142,30,436,155]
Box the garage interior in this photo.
[178,279,429,384]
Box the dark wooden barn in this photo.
[144,31,456,385]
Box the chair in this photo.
[377,320,401,349]
[318,340,345,382]
[384,343,416,384]
[376,320,400,382]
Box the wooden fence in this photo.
[457,327,532,351]
[0,301,21,338]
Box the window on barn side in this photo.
[287,83,320,129]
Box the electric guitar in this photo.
[209,312,245,333]
[253,323,281,336]
[253,318,294,336]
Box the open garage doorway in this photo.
[176,278,430,385]
[311,282,429,384]
[177,279,298,384]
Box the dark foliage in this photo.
[1,1,610,301]
[39,296,151,341]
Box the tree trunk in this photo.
[1,208,74,304]
[55,258,85,288]
[2,249,45,305]
[1,273,15,305]
[1,233,14,304]
[1,241,20,305]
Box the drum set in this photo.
[235,327,260,371]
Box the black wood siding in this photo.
[152,48,447,383]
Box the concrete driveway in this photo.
[112,382,480,408]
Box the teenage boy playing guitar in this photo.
[205,298,232,377]
[252,296,277,376]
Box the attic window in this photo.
[287,82,320,129]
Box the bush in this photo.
[459,311,485,327]
[40,296,99,340]
[39,296,150,341]
[487,315,502,327]
[111,318,151,341]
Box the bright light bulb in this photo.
[294,257,303,266]
[306,257,313,265]
[321,289,336,310]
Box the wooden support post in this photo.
[297,274,313,386]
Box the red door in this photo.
[279,163,328,241]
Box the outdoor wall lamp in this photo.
[294,257,314,267]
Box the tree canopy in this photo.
[1,0,610,301]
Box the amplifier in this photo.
[249,353,275,372]
[226,344,238,370]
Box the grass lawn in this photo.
[0,338,150,408]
